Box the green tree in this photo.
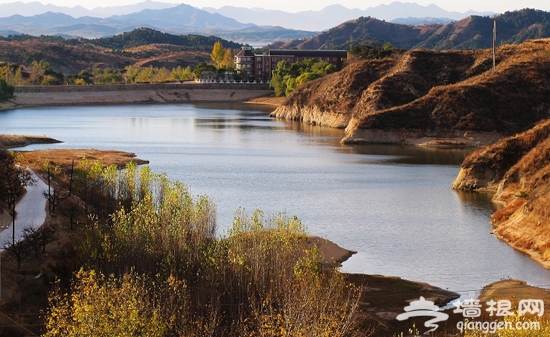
[0,78,14,100]
[44,161,361,337]
[270,59,337,96]
[0,152,34,246]
[152,66,170,83]
[136,66,154,83]
[193,62,217,79]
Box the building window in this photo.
[257,57,262,61]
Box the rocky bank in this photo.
[453,118,550,268]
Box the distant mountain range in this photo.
[274,8,550,50]
[1,8,549,76]
[0,1,176,18]
[0,1,497,40]
[0,1,547,51]
[203,3,495,31]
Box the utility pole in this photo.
[493,20,497,73]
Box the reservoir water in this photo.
[1,103,549,295]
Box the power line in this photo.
[0,310,38,336]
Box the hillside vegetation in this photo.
[0,28,241,75]
[275,8,550,50]
[272,38,550,146]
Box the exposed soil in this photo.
[272,39,550,147]
[453,118,550,271]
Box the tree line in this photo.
[0,61,195,86]
[270,59,337,97]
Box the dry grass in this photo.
[15,149,149,172]
[277,38,550,146]
[275,39,550,143]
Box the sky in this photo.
[1,0,549,13]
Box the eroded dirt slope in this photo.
[272,39,550,147]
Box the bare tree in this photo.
[44,160,74,214]
[23,226,56,257]
[3,238,31,270]
[60,201,81,230]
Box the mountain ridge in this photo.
[204,2,496,31]
[0,1,497,36]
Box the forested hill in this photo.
[89,28,243,50]
[274,8,550,50]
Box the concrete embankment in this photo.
[4,83,273,108]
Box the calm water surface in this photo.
[1,103,549,295]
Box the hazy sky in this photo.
[1,0,549,13]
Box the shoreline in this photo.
[2,95,550,333]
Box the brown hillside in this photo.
[347,40,550,137]
[271,58,397,128]
[452,118,550,269]
[277,17,438,50]
[0,40,210,75]
[272,39,550,146]
[275,9,550,52]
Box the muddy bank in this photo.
[0,134,62,150]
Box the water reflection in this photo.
[340,144,475,166]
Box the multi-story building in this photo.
[235,47,347,82]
